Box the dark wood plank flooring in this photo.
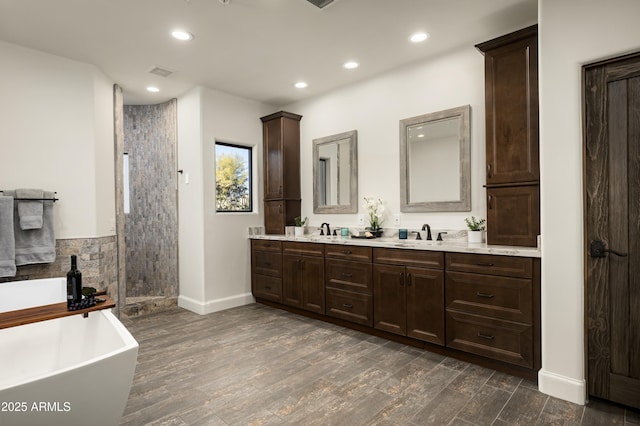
[120,304,640,425]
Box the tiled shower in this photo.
[121,100,178,316]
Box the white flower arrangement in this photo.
[363,197,385,231]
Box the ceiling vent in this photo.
[147,66,175,78]
[306,0,335,9]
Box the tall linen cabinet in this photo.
[260,111,303,234]
[476,25,540,247]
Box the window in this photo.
[215,142,252,212]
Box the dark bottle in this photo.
[66,255,83,308]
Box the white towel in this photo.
[0,196,16,277]
[16,188,44,230]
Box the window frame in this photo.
[214,141,253,213]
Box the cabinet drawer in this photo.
[446,252,532,278]
[252,274,282,302]
[252,239,282,253]
[325,259,372,294]
[252,250,282,277]
[326,288,373,327]
[325,244,372,262]
[283,241,324,257]
[446,310,533,368]
[446,271,532,323]
[373,248,444,269]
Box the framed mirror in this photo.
[313,130,358,213]
[400,105,471,212]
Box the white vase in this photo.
[294,226,304,237]
[468,230,484,243]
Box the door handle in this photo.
[589,240,628,258]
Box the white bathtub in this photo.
[0,278,138,426]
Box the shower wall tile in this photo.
[123,100,178,299]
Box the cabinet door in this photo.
[406,267,445,345]
[487,185,540,247]
[301,256,325,314]
[264,200,285,235]
[282,254,301,308]
[483,30,539,185]
[373,264,406,336]
[263,118,283,200]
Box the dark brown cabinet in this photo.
[250,238,541,379]
[282,242,324,314]
[325,244,373,326]
[373,248,445,345]
[251,240,283,302]
[476,25,540,247]
[260,111,302,234]
[486,185,540,247]
[445,252,540,369]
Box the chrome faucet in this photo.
[320,222,331,236]
[421,224,432,240]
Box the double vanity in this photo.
[250,234,541,379]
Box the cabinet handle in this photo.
[487,163,492,178]
[476,262,495,267]
[341,272,353,278]
[342,249,352,255]
[488,194,493,210]
[342,303,353,309]
[400,272,405,286]
[279,203,282,214]
[406,273,412,286]
[263,262,271,267]
[265,286,271,290]
[477,332,495,340]
[279,185,283,195]
[476,292,494,298]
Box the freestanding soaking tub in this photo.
[0,278,138,426]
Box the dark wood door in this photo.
[373,264,406,336]
[282,254,301,308]
[300,256,325,314]
[486,185,540,247]
[477,25,539,185]
[406,267,445,345]
[262,117,283,200]
[584,52,640,409]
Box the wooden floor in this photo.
[120,304,640,425]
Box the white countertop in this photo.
[249,233,541,258]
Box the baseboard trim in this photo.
[538,368,587,405]
[178,292,254,315]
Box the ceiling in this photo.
[0,0,537,107]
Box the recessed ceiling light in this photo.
[409,32,429,43]
[171,30,194,41]
[294,82,308,89]
[146,86,160,93]
[343,61,359,70]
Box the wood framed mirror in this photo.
[313,130,358,213]
[400,105,471,212]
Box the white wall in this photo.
[0,40,115,239]
[538,0,640,405]
[286,46,487,234]
[177,86,273,314]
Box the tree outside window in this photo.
[215,142,252,212]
